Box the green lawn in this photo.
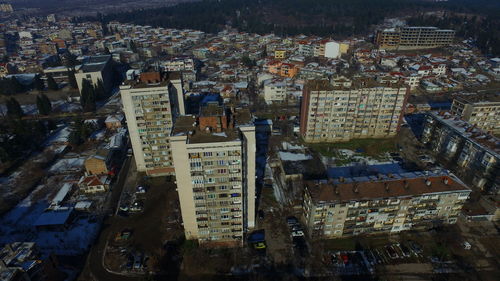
[307,138,397,158]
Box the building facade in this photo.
[170,108,256,247]
[450,97,500,134]
[299,78,408,142]
[376,27,455,50]
[120,72,184,176]
[303,171,471,239]
[74,55,114,95]
[263,79,287,104]
[421,112,500,192]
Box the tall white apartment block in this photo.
[170,107,256,247]
[120,72,184,176]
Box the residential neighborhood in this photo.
[0,1,499,281]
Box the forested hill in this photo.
[94,0,499,54]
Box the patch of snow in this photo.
[212,132,227,137]
[48,158,85,174]
[278,151,312,161]
[281,142,305,151]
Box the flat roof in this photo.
[33,208,73,227]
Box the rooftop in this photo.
[172,108,253,144]
[80,55,111,72]
[121,71,181,89]
[430,112,500,156]
[307,171,470,203]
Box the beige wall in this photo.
[241,126,256,229]
[170,135,199,239]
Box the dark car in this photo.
[258,210,265,220]
[286,216,298,226]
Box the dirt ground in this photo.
[78,167,184,281]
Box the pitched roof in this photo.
[307,174,470,203]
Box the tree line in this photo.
[87,0,499,42]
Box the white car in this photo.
[292,230,304,237]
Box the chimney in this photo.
[334,185,339,195]
[353,182,359,193]
[403,180,409,189]
[339,177,344,183]
[443,177,449,185]
[425,179,432,186]
[385,182,389,192]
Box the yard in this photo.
[306,138,398,167]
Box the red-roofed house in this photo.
[78,175,111,193]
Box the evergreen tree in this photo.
[63,53,79,69]
[11,77,24,93]
[241,55,256,68]
[6,97,24,119]
[36,94,52,115]
[69,118,95,146]
[130,40,138,53]
[80,79,96,112]
[47,75,59,91]
[33,74,45,91]
[94,79,106,100]
[68,70,78,89]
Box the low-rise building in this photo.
[263,79,287,104]
[0,242,62,281]
[78,174,111,193]
[74,55,114,95]
[303,171,470,238]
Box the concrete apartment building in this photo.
[450,96,500,134]
[263,79,287,104]
[299,78,408,142]
[120,72,184,176]
[302,171,471,239]
[421,112,500,192]
[375,26,455,50]
[170,105,256,247]
[74,55,114,95]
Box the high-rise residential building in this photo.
[421,112,500,192]
[170,104,255,247]
[302,171,471,238]
[120,71,184,176]
[299,78,408,142]
[375,26,455,50]
[450,96,500,134]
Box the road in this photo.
[78,156,143,281]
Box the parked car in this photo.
[254,242,266,250]
[286,216,298,226]
[385,245,399,259]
